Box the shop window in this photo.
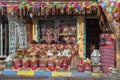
[37,18,77,44]
[0,7,9,56]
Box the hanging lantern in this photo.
[91,49,101,65]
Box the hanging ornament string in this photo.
[0,1,103,17]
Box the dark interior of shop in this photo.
[86,18,102,59]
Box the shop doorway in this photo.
[86,18,102,59]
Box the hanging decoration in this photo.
[0,1,118,19]
[0,1,99,18]
[99,0,120,22]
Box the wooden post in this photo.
[77,16,84,58]
[32,17,37,41]
[0,23,2,56]
[116,24,120,69]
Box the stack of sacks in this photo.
[12,56,71,71]
[99,33,116,74]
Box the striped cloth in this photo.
[99,45,116,74]
[99,34,116,74]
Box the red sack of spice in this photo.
[30,58,39,70]
[55,58,63,70]
[47,59,56,71]
[13,59,22,70]
[39,59,47,70]
[78,59,84,72]
[62,59,69,70]
[84,58,91,72]
[22,58,30,69]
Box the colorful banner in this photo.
[0,1,119,18]
[0,1,99,16]
[0,1,119,14]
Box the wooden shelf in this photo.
[59,33,76,36]
[91,63,101,66]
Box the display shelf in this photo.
[59,33,76,36]
[91,63,102,66]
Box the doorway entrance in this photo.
[86,18,102,59]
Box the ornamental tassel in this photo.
[45,7,49,17]
[41,6,45,16]
[61,7,64,15]
[38,7,41,16]
[52,6,55,16]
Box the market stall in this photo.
[0,0,119,77]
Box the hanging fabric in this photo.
[9,18,16,54]
[17,20,27,48]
